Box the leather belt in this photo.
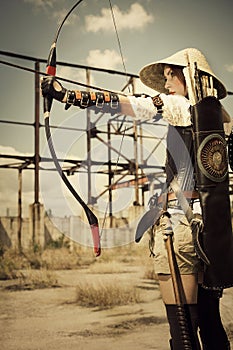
[158,190,199,204]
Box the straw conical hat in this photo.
[139,48,227,99]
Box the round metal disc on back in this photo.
[197,134,228,182]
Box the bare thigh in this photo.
[158,274,199,304]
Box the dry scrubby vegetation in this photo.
[0,237,157,307]
[76,281,141,309]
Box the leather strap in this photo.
[158,190,199,205]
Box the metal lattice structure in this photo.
[0,51,168,237]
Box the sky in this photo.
[0,0,233,219]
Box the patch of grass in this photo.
[46,234,70,249]
[0,240,150,280]
[75,280,141,309]
[6,269,59,291]
[0,246,96,279]
[0,249,28,280]
[100,243,147,263]
[41,247,91,270]
[0,256,17,280]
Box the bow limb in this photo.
[44,117,101,256]
[43,0,101,256]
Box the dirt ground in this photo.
[0,265,233,350]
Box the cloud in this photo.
[225,64,233,73]
[57,66,88,87]
[23,0,55,11]
[85,3,154,33]
[0,145,31,159]
[24,0,79,25]
[52,9,80,26]
[57,65,99,90]
[86,49,123,69]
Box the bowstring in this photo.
[100,125,127,237]
[108,0,131,94]
[100,1,130,235]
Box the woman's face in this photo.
[163,66,187,96]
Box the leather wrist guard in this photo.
[65,90,120,115]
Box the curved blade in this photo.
[135,207,163,243]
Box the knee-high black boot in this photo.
[165,304,201,350]
[198,285,230,350]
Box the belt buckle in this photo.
[111,95,119,109]
[80,92,89,108]
[96,93,104,108]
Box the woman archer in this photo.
[41,47,233,350]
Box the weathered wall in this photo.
[0,204,145,251]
